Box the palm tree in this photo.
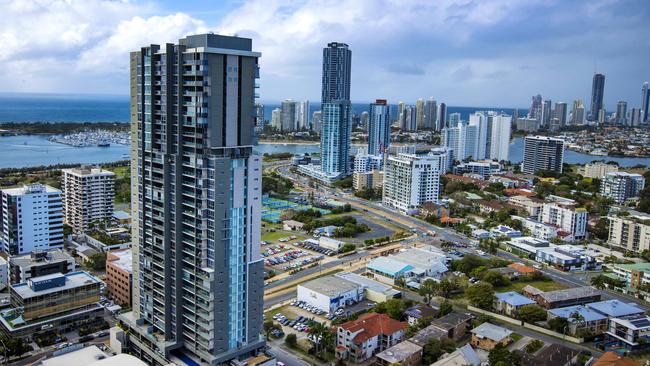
[590,275,607,290]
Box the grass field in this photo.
[498,280,568,293]
[261,229,307,242]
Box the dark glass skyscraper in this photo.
[320,42,352,177]
[590,73,605,121]
[321,42,351,104]
[368,99,390,155]
[642,81,649,123]
[122,34,265,365]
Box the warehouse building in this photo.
[297,275,364,313]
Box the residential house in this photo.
[336,313,408,363]
[523,285,601,309]
[591,351,643,366]
[470,322,513,350]
[518,344,583,366]
[507,263,538,276]
[429,312,474,341]
[430,344,481,366]
[547,305,608,336]
[375,340,422,366]
[404,304,439,326]
[420,202,450,219]
[494,291,536,317]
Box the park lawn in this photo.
[511,333,523,342]
[261,229,307,242]
[498,280,567,293]
[107,165,130,179]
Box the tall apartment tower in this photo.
[424,97,438,130]
[554,102,567,127]
[320,42,352,177]
[570,99,585,125]
[0,184,63,255]
[124,34,264,365]
[642,82,649,123]
[280,99,297,131]
[522,136,565,174]
[368,99,390,155]
[61,166,115,232]
[590,73,605,121]
[616,101,628,125]
[415,98,425,129]
[600,172,646,204]
[382,148,449,214]
[438,103,447,129]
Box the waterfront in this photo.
[2,135,650,169]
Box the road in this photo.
[267,343,312,366]
[271,161,650,311]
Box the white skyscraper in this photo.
[62,166,115,232]
[271,108,282,130]
[297,100,310,130]
[382,149,449,214]
[488,113,512,162]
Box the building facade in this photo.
[122,34,265,365]
[382,149,449,214]
[578,162,618,179]
[0,184,63,255]
[521,136,565,174]
[540,197,588,239]
[368,99,390,155]
[105,249,133,307]
[321,42,351,104]
[600,172,646,204]
[607,212,650,252]
[62,166,115,233]
[590,73,606,121]
[9,249,75,284]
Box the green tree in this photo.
[590,274,608,290]
[548,317,569,333]
[488,344,521,366]
[285,333,297,348]
[437,278,456,298]
[438,300,452,317]
[422,338,456,364]
[374,299,410,320]
[0,336,32,358]
[524,340,544,354]
[517,304,547,323]
[482,271,510,288]
[418,279,439,304]
[465,282,495,309]
[263,320,275,339]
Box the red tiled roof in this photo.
[339,313,407,343]
[504,188,536,197]
[508,263,537,274]
[592,352,642,366]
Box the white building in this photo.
[271,108,282,130]
[512,216,559,241]
[353,150,384,173]
[453,160,502,179]
[0,257,7,289]
[62,166,115,232]
[540,196,587,240]
[382,149,449,214]
[600,172,646,204]
[297,100,310,130]
[443,111,511,162]
[578,162,618,179]
[0,184,63,255]
[607,211,650,252]
[297,275,364,313]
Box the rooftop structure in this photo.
[495,291,536,307]
[470,322,513,342]
[587,300,645,318]
[430,344,480,366]
[299,275,360,297]
[549,305,608,323]
[375,340,422,366]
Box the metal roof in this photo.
[495,291,536,307]
[367,257,414,277]
[471,322,513,342]
[549,305,607,322]
[587,300,645,318]
[299,275,360,297]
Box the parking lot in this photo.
[262,236,339,275]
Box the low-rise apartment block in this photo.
[600,172,645,204]
[578,162,618,179]
[375,340,422,366]
[607,211,650,252]
[105,249,132,306]
[539,196,587,240]
[61,166,115,232]
[336,313,407,362]
[523,285,601,309]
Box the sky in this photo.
[1,0,649,109]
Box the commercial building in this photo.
[61,166,115,232]
[297,275,364,313]
[578,162,619,179]
[120,34,265,365]
[40,345,148,366]
[335,313,407,363]
[535,245,600,271]
[590,73,605,121]
[376,340,422,366]
[453,160,501,179]
[0,184,63,255]
[540,196,587,240]
[548,305,608,336]
[105,249,132,306]
[607,211,650,252]
[521,136,565,174]
[368,99,391,155]
[0,271,104,339]
[523,285,601,309]
[494,291,535,317]
[382,149,449,214]
[9,249,75,284]
[600,172,646,204]
[366,246,448,285]
[470,322,513,350]
[335,272,401,303]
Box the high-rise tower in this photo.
[320,42,352,177]
[368,99,390,155]
[641,82,649,123]
[590,73,605,121]
[123,34,265,365]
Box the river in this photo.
[1,135,649,169]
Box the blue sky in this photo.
[0,0,649,109]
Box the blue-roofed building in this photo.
[494,291,535,317]
[367,257,414,285]
[587,300,645,319]
[548,305,608,336]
